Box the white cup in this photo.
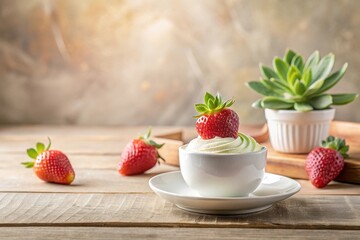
[179,145,267,197]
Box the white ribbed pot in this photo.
[265,109,335,153]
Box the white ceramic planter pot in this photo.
[265,109,335,153]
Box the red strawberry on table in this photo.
[22,138,75,185]
[195,92,239,139]
[118,129,165,176]
[305,136,349,188]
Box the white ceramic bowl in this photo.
[179,145,267,197]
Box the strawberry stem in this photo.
[138,128,166,162]
[23,137,52,168]
[194,92,235,117]
[321,136,349,158]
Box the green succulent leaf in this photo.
[269,78,294,94]
[251,99,263,108]
[304,50,320,71]
[260,64,279,80]
[294,102,313,112]
[301,68,312,87]
[26,148,38,159]
[291,55,304,73]
[304,79,325,96]
[246,81,278,96]
[309,94,333,109]
[294,80,306,95]
[260,80,284,95]
[331,93,358,105]
[316,63,348,94]
[312,53,335,83]
[284,49,297,65]
[261,97,294,109]
[273,57,289,82]
[287,65,301,87]
[248,50,354,111]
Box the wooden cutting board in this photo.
[266,121,360,184]
[160,122,360,184]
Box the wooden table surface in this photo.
[0,125,359,240]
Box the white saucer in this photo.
[149,171,301,215]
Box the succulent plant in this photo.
[247,49,358,111]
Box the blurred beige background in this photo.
[0,0,359,126]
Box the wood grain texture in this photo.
[0,227,358,240]
[0,129,183,155]
[0,159,359,195]
[0,193,359,229]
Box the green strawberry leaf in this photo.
[36,142,45,153]
[225,99,235,108]
[309,94,333,109]
[208,98,215,109]
[149,139,164,149]
[27,148,38,159]
[21,161,35,168]
[195,104,208,113]
[331,93,358,105]
[321,135,350,158]
[294,102,313,112]
[46,137,52,151]
[204,92,215,106]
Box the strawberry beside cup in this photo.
[118,129,165,176]
[305,136,349,188]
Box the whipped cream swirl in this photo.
[186,133,262,154]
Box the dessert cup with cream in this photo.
[179,133,267,197]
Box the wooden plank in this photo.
[0,126,183,140]
[0,154,358,194]
[0,166,178,193]
[0,193,359,229]
[0,227,358,240]
[0,161,359,194]
[0,134,183,155]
